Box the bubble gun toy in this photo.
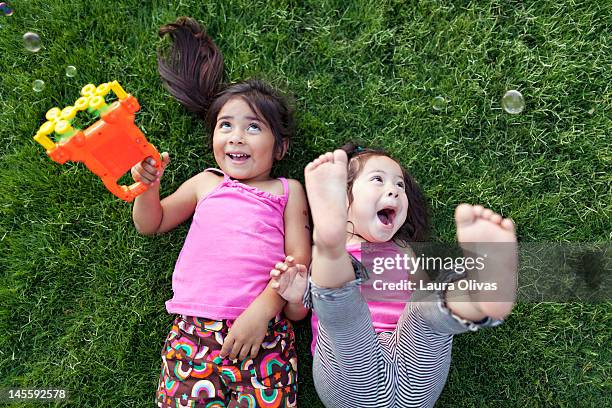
[33,81,161,202]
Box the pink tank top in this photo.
[310,243,409,354]
[165,169,288,320]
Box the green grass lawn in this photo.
[1,0,610,406]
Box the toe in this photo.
[332,149,348,164]
[482,208,494,219]
[473,205,484,217]
[490,213,503,224]
[501,218,516,232]
[455,203,475,226]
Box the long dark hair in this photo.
[341,142,430,242]
[157,17,294,159]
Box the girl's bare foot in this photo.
[304,150,349,255]
[455,204,516,243]
[454,204,518,319]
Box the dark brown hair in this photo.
[341,142,430,242]
[157,17,293,159]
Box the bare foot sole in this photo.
[304,150,349,253]
[454,204,518,319]
[455,204,516,243]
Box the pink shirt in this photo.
[310,243,409,354]
[165,169,288,320]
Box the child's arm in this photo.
[280,179,311,320]
[219,281,287,360]
[131,154,218,235]
[270,255,308,307]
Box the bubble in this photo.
[65,65,77,77]
[0,2,14,16]
[32,79,45,92]
[501,90,525,114]
[23,32,41,52]
[432,96,447,111]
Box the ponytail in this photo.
[157,17,224,119]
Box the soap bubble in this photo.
[0,2,13,16]
[32,79,45,92]
[501,90,525,114]
[432,96,447,111]
[23,32,41,52]
[65,65,77,77]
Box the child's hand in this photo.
[270,256,308,304]
[131,152,170,185]
[220,304,269,361]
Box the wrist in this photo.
[134,183,160,204]
[142,182,161,196]
[250,297,281,321]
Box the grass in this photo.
[1,0,610,406]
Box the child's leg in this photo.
[393,204,517,407]
[394,299,454,408]
[304,150,355,288]
[159,316,298,408]
[305,150,393,407]
[157,316,230,407]
[310,260,393,408]
[447,204,518,321]
[228,316,298,408]
[392,282,507,408]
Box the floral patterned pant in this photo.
[157,315,297,408]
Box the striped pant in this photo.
[310,274,501,408]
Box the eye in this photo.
[247,123,261,132]
[219,121,231,129]
[396,181,405,189]
[370,175,383,183]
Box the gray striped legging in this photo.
[307,265,502,408]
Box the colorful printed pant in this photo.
[157,315,297,408]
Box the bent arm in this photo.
[132,172,215,235]
[281,179,312,320]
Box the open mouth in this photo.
[226,153,251,162]
[377,208,396,226]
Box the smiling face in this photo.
[347,155,409,243]
[212,97,279,182]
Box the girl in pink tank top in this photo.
[131,17,310,408]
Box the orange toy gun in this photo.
[33,81,161,202]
